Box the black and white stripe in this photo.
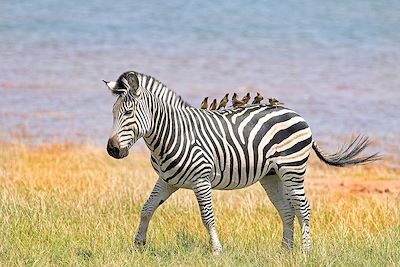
[105,71,380,254]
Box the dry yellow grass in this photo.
[0,142,399,266]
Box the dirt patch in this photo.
[306,177,400,195]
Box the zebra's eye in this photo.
[124,110,133,116]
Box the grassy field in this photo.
[0,142,399,266]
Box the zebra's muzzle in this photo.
[107,137,129,159]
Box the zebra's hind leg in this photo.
[192,179,222,255]
[134,178,178,248]
[260,174,295,250]
[278,167,311,252]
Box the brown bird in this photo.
[252,92,264,104]
[217,93,229,110]
[209,99,217,110]
[241,92,251,104]
[200,97,208,109]
[268,97,284,107]
[232,93,246,107]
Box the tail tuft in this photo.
[312,135,382,167]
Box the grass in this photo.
[0,142,399,266]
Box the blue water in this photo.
[0,0,399,153]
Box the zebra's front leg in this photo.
[134,178,178,247]
[192,179,222,255]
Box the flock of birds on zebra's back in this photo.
[200,92,284,110]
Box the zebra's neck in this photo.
[135,72,190,109]
[143,97,186,157]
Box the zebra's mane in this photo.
[134,72,191,109]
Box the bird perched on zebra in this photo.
[252,92,264,104]
[232,93,246,107]
[103,71,380,255]
[268,97,284,107]
[209,99,217,110]
[200,97,208,109]
[241,92,251,104]
[217,93,229,110]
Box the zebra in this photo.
[103,71,380,254]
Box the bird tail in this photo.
[312,135,381,167]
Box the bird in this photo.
[232,93,246,107]
[217,93,229,110]
[268,97,284,107]
[200,97,208,109]
[241,92,251,104]
[209,99,217,110]
[252,92,264,104]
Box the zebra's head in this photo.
[104,72,152,159]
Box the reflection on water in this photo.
[0,1,399,154]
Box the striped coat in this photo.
[104,71,379,254]
[148,104,312,190]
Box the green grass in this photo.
[0,142,399,266]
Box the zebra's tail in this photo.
[312,135,381,167]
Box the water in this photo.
[1,0,399,154]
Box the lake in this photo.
[1,0,399,155]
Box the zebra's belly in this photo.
[209,162,272,190]
[210,174,263,190]
[157,169,266,190]
[155,162,269,190]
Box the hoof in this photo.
[133,238,146,251]
[302,240,311,253]
[302,246,311,254]
[131,240,146,254]
[134,240,146,246]
[212,247,222,256]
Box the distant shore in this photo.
[1,141,398,187]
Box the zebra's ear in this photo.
[125,72,140,96]
[103,80,126,95]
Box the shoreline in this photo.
[1,141,398,195]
